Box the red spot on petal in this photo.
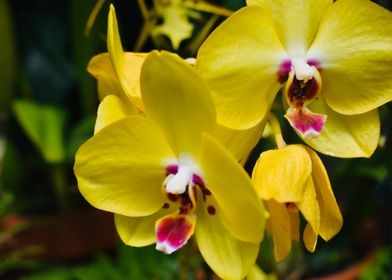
[156,214,195,254]
[207,206,216,215]
[162,203,170,209]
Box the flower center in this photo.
[164,162,212,215]
[278,58,327,139]
[155,157,214,254]
[291,56,315,83]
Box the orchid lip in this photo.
[156,214,196,254]
[285,107,327,139]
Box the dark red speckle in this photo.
[207,206,216,215]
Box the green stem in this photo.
[268,112,287,149]
[51,164,69,212]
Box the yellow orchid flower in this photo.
[89,5,265,163]
[136,0,232,50]
[196,0,391,158]
[75,51,267,280]
[251,115,342,261]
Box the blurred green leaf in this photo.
[12,100,67,163]
[360,248,391,280]
[1,140,23,195]
[0,0,16,111]
[21,245,181,280]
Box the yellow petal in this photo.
[265,200,292,262]
[107,5,147,111]
[289,211,300,242]
[297,177,320,250]
[196,196,259,280]
[305,96,380,158]
[199,133,266,243]
[216,120,266,164]
[247,0,332,56]
[303,223,318,253]
[307,0,392,115]
[196,5,288,129]
[140,51,216,155]
[114,207,172,247]
[74,116,175,217]
[87,53,124,101]
[152,4,193,49]
[94,95,138,134]
[252,145,312,203]
[305,147,343,241]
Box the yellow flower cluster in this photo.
[74,1,392,279]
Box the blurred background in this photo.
[0,0,391,279]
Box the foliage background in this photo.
[0,0,391,279]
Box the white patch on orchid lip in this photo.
[291,56,314,82]
[165,154,202,195]
[156,241,177,255]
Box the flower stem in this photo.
[51,164,69,212]
[268,112,287,149]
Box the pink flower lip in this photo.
[156,214,195,254]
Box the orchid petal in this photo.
[252,145,312,203]
[303,223,318,252]
[304,96,380,158]
[305,147,343,241]
[297,177,320,252]
[74,116,175,216]
[289,211,300,242]
[247,0,332,56]
[114,207,172,247]
[265,200,292,262]
[94,95,138,134]
[196,5,288,129]
[196,197,259,280]
[307,0,392,115]
[107,5,147,111]
[87,53,124,101]
[216,120,266,164]
[140,51,216,155]
[199,133,266,243]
